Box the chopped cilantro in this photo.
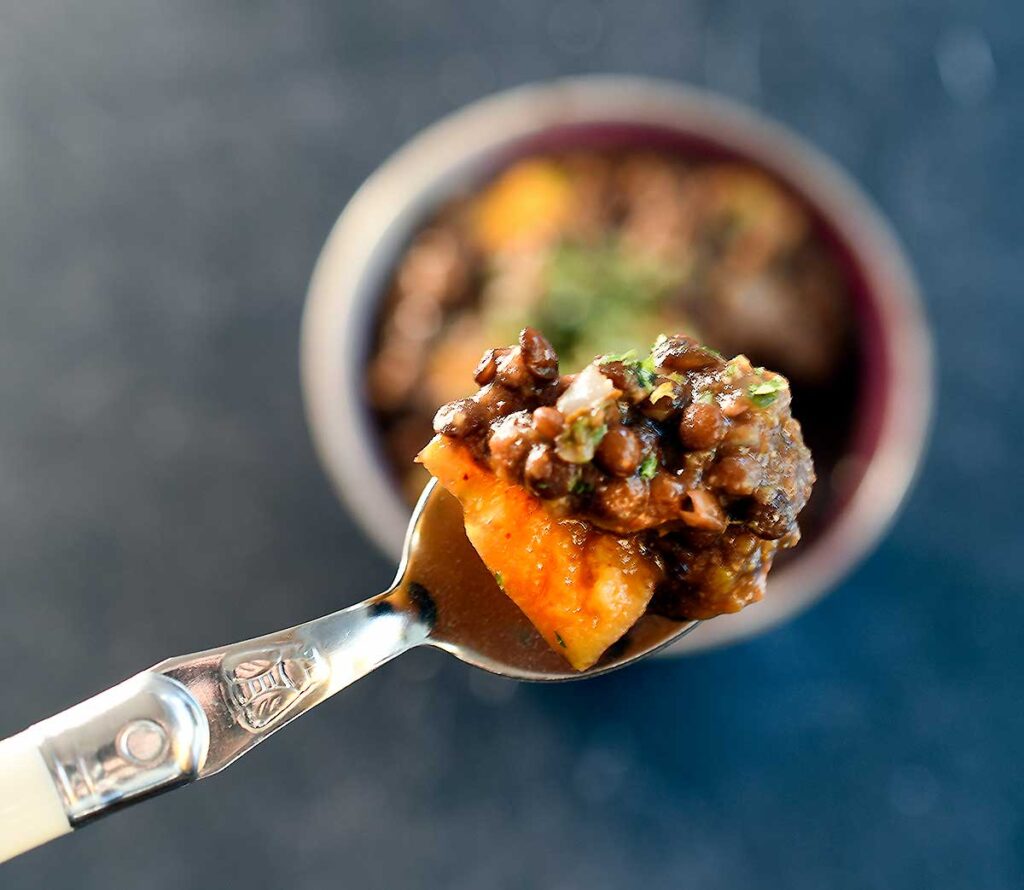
[570,476,594,495]
[638,452,658,480]
[638,343,661,387]
[557,416,608,463]
[633,359,657,390]
[574,416,607,448]
[748,377,787,407]
[554,631,567,649]
[602,348,656,391]
[695,391,715,405]
[535,243,681,367]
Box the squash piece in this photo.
[474,159,571,252]
[418,436,659,670]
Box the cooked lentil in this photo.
[431,328,815,619]
[369,150,857,546]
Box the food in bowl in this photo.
[303,79,931,656]
[419,329,814,670]
[368,149,856,551]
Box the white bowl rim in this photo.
[300,75,933,655]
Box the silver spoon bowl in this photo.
[0,479,696,863]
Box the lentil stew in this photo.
[368,149,857,548]
[418,329,814,668]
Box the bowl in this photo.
[301,76,932,654]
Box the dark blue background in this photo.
[1,2,1020,888]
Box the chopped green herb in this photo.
[632,359,657,390]
[535,243,682,367]
[695,391,715,405]
[603,350,657,391]
[748,377,787,407]
[724,361,743,380]
[570,476,594,495]
[575,416,608,447]
[554,631,567,649]
[638,346,660,387]
[493,571,504,590]
[638,452,658,479]
[556,415,608,464]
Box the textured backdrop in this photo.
[1,2,1021,888]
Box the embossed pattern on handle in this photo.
[155,589,429,777]
[156,637,330,776]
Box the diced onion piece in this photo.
[649,381,676,404]
[556,363,616,420]
[680,489,727,532]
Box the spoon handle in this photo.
[0,589,430,864]
[0,671,206,863]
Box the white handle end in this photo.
[0,731,71,863]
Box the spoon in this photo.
[0,479,697,863]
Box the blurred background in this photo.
[1,2,1020,888]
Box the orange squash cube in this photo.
[418,436,659,670]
